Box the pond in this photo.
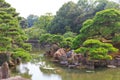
[11,50,120,80]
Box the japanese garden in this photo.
[0,0,120,80]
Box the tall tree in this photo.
[75,39,118,60]
[49,0,120,34]
[49,1,80,34]
[27,14,39,27]
[81,9,120,39]
[0,0,31,64]
[76,0,120,33]
[34,13,54,31]
[20,17,28,29]
[72,9,120,49]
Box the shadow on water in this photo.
[11,50,120,80]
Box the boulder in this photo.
[1,62,10,79]
[60,61,68,65]
[45,44,59,57]
[53,48,66,60]
[0,62,29,80]
[67,51,83,65]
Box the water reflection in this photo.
[16,62,61,80]
[13,53,120,80]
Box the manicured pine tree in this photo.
[0,0,31,65]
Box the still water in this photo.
[12,50,120,80]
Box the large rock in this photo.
[0,62,29,80]
[1,62,10,79]
[45,44,59,57]
[53,48,66,60]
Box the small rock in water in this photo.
[86,70,95,73]
[107,65,116,68]
[41,66,56,70]
[60,61,68,65]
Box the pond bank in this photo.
[11,56,120,80]
[10,48,120,80]
[45,44,120,69]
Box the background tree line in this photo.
[22,0,120,35]
[22,0,120,60]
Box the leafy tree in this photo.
[0,0,31,63]
[20,17,28,29]
[61,37,73,48]
[80,9,120,42]
[75,39,118,60]
[76,0,120,33]
[39,34,64,46]
[34,13,54,32]
[25,13,53,39]
[49,1,80,34]
[63,31,76,38]
[27,14,39,27]
[72,34,87,49]
[48,0,120,34]
[39,33,73,48]
[39,33,53,45]
[72,9,120,49]
[25,27,46,39]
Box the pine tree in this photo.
[0,0,31,65]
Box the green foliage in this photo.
[27,14,38,27]
[80,9,120,45]
[34,13,54,32]
[75,39,118,60]
[63,31,76,38]
[21,43,32,51]
[48,0,120,34]
[51,35,64,44]
[39,34,64,45]
[80,19,93,35]
[75,47,88,54]
[20,17,28,29]
[39,33,53,44]
[60,37,73,48]
[49,1,80,34]
[83,39,102,47]
[112,35,120,42]
[0,0,31,62]
[72,34,87,49]
[39,33,73,48]
[12,48,32,61]
[25,27,46,39]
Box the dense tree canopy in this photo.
[48,0,120,34]
[0,0,31,62]
[39,33,73,48]
[80,9,120,41]
[20,17,28,29]
[75,39,118,60]
[27,14,39,27]
[34,13,54,32]
[73,9,120,49]
[48,1,80,34]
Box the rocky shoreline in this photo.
[45,44,120,69]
